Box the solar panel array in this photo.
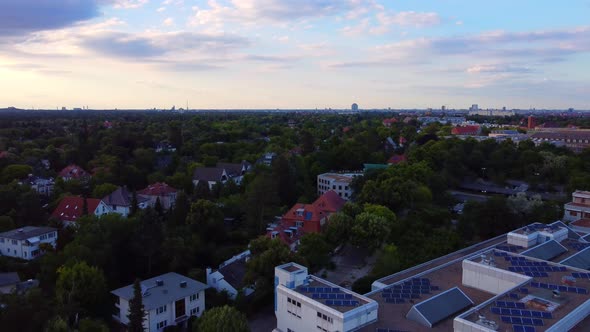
[572,272,590,279]
[488,299,551,332]
[529,281,589,294]
[299,286,361,307]
[569,242,590,251]
[382,278,438,305]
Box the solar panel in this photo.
[342,300,351,306]
[345,294,353,299]
[491,307,501,314]
[510,293,519,299]
[516,302,525,309]
[334,300,342,306]
[326,300,334,305]
[497,301,506,307]
[541,312,552,319]
[332,287,340,292]
[351,301,359,306]
[521,310,531,317]
[337,294,345,299]
[511,317,523,324]
[577,287,588,294]
[531,311,542,318]
[501,308,510,315]
[501,316,511,323]
[532,319,544,326]
[520,288,529,294]
[329,294,337,299]
[511,309,521,316]
[522,318,533,325]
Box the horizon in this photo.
[1,1,589,109]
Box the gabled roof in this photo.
[406,287,473,327]
[451,125,480,135]
[0,272,20,287]
[267,223,303,247]
[283,203,324,222]
[102,187,149,207]
[312,190,346,213]
[51,197,103,221]
[193,167,226,182]
[138,182,177,196]
[522,240,568,261]
[0,226,57,241]
[58,164,90,179]
[219,258,248,290]
[217,161,251,177]
[111,272,208,310]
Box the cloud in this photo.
[0,0,102,36]
[190,0,376,29]
[466,64,533,74]
[113,0,149,9]
[81,31,250,59]
[376,11,440,28]
[163,17,174,26]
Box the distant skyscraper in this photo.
[470,104,479,111]
[441,105,446,111]
[351,103,359,112]
[528,116,536,129]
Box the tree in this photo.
[0,215,15,232]
[91,183,117,199]
[130,190,139,216]
[350,212,391,252]
[298,233,331,271]
[55,262,107,324]
[194,305,249,332]
[78,318,109,332]
[1,164,33,183]
[127,279,145,332]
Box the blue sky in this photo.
[0,0,589,109]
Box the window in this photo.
[48,232,55,238]
[156,320,167,329]
[12,240,17,245]
[296,221,304,228]
[570,211,578,216]
[190,308,198,316]
[190,294,198,302]
[0,238,4,243]
[24,252,27,257]
[317,311,333,324]
[156,305,167,314]
[40,234,47,240]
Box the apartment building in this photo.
[0,226,57,260]
[274,221,590,332]
[317,173,361,200]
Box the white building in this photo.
[112,272,208,332]
[274,263,378,332]
[317,173,361,200]
[0,226,58,260]
[206,250,255,299]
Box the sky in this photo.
[0,0,589,110]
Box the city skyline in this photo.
[1,1,589,109]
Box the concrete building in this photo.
[274,262,378,332]
[206,250,254,299]
[317,173,361,200]
[529,129,590,153]
[0,226,57,260]
[274,221,590,331]
[112,272,208,332]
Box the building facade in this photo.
[112,272,208,332]
[274,262,378,332]
[206,250,254,299]
[0,226,57,260]
[563,190,590,223]
[317,173,360,200]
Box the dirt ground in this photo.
[318,245,377,290]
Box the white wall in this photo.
[0,231,57,261]
[206,268,238,299]
[453,317,497,332]
[276,286,345,332]
[462,260,529,294]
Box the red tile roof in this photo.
[312,190,346,213]
[451,125,480,135]
[58,164,90,179]
[571,218,590,228]
[387,154,407,165]
[383,118,398,125]
[138,182,177,196]
[51,196,102,222]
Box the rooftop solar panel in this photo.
[532,319,544,326]
[345,294,353,299]
[326,300,334,305]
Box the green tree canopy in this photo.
[194,305,249,332]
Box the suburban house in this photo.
[206,250,255,300]
[267,191,346,249]
[112,272,208,332]
[0,226,57,260]
[317,173,361,200]
[58,164,91,181]
[382,118,398,127]
[51,197,112,225]
[216,161,251,185]
[192,161,252,189]
[138,183,178,210]
[257,152,277,166]
[20,175,54,196]
[451,125,481,136]
[192,167,228,189]
[102,187,150,217]
[0,272,20,294]
[387,154,407,165]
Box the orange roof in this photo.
[571,218,590,228]
[451,125,480,135]
[312,190,346,213]
[387,154,407,165]
[58,164,90,179]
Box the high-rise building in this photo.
[528,116,536,129]
[441,105,446,111]
[351,103,359,112]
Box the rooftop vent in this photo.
[156,279,164,287]
[180,281,187,288]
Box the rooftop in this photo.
[111,272,208,310]
[138,182,177,196]
[318,173,359,182]
[293,276,371,314]
[0,226,56,241]
[51,196,103,221]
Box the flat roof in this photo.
[318,173,359,182]
[462,250,590,331]
[293,277,371,314]
[360,259,494,331]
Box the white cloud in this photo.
[163,17,174,26]
[114,0,149,9]
[157,7,166,12]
